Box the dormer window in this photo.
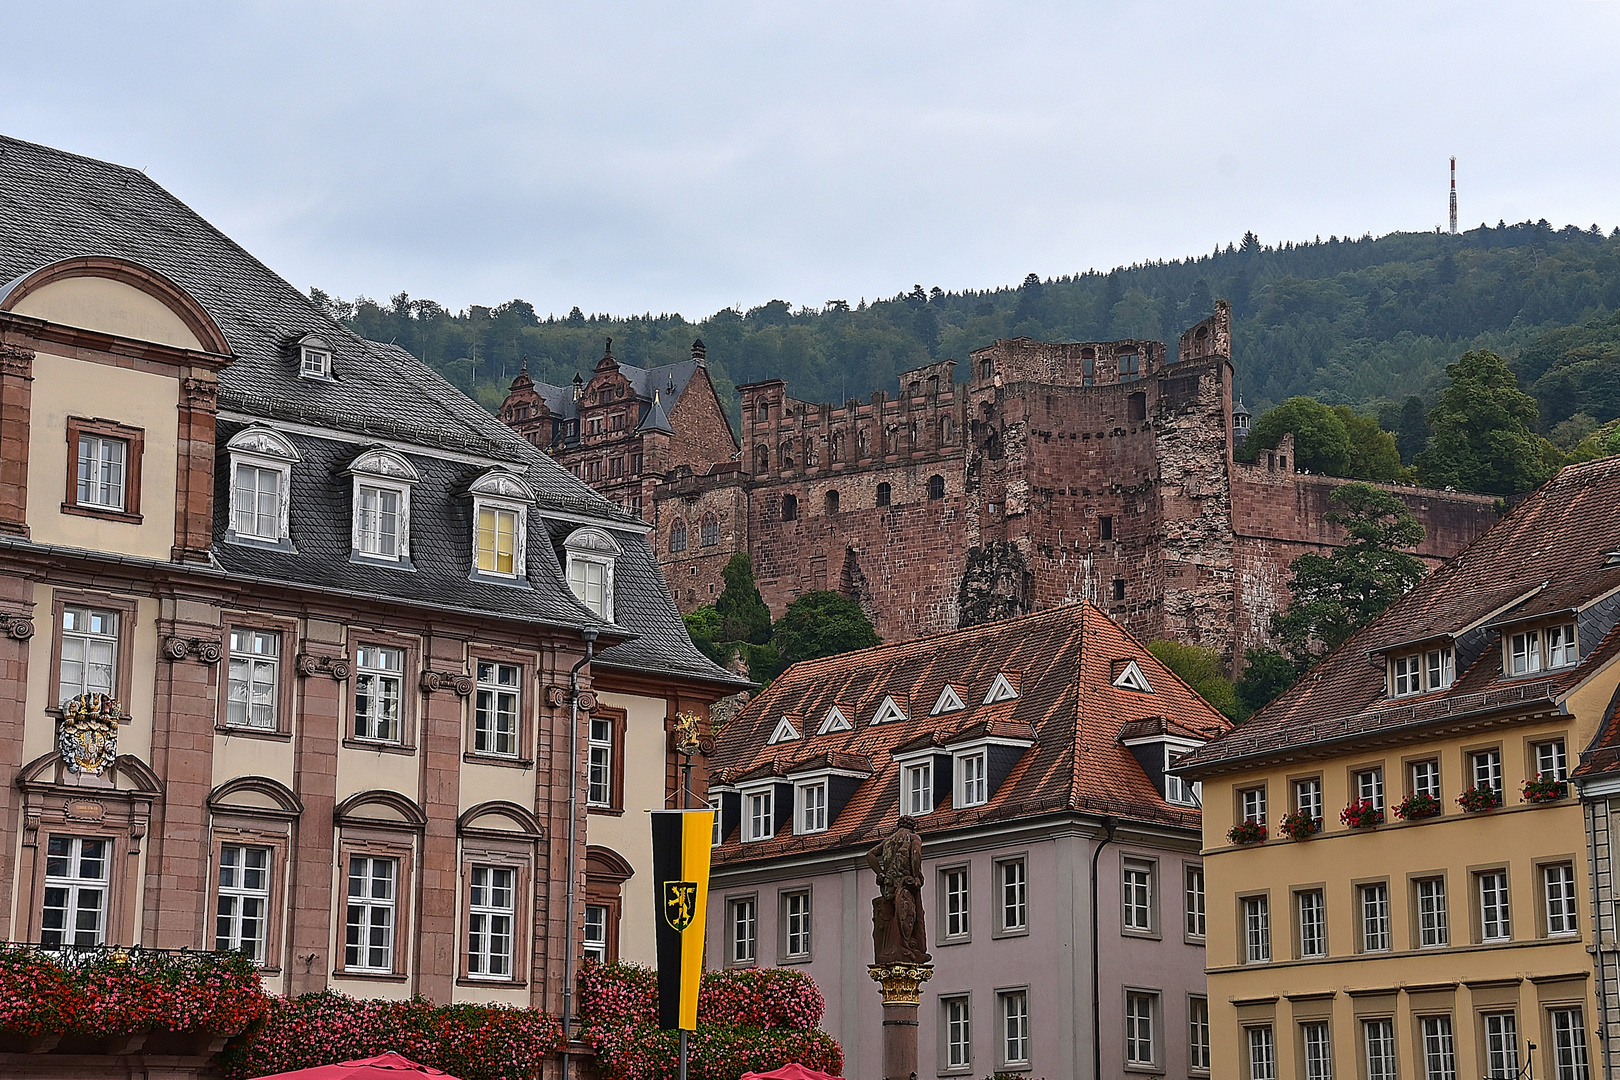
[297,335,333,380]
[931,684,966,716]
[1507,623,1577,675]
[1387,645,1454,697]
[226,426,299,549]
[465,468,535,583]
[1164,747,1201,807]
[957,750,988,807]
[348,448,418,566]
[563,526,621,620]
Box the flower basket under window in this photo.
[1456,786,1503,812]
[1392,792,1443,821]
[1340,799,1384,829]
[1277,810,1322,841]
[1523,774,1568,803]
[1227,819,1267,845]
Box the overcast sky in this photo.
[4,3,1617,319]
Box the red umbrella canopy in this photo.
[739,1066,841,1080]
[251,1053,457,1080]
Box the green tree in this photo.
[1332,406,1408,481]
[682,605,726,665]
[1272,483,1428,666]
[772,591,881,669]
[1147,640,1239,719]
[716,554,772,645]
[1240,397,1353,475]
[1234,647,1298,718]
[1392,395,1430,466]
[1415,350,1564,494]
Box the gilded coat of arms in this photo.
[59,694,122,775]
[663,880,698,931]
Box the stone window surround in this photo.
[457,839,533,986]
[347,449,419,566]
[208,819,292,973]
[343,630,422,755]
[333,830,416,981]
[464,645,537,769]
[583,846,633,968]
[936,861,972,946]
[62,415,145,524]
[992,852,1029,939]
[218,614,299,740]
[938,990,974,1074]
[995,984,1032,1070]
[585,704,627,814]
[1122,985,1162,1072]
[776,884,813,965]
[224,427,299,549]
[1119,852,1161,940]
[47,588,139,721]
[724,892,759,968]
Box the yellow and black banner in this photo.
[650,808,715,1031]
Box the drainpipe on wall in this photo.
[561,629,598,1080]
[1091,816,1119,1080]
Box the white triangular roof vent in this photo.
[768,716,801,744]
[1112,660,1154,693]
[817,706,853,736]
[870,695,908,726]
[931,684,966,716]
[982,673,1019,705]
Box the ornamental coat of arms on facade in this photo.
[58,694,122,775]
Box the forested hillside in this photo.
[313,219,1620,431]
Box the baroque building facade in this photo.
[0,133,743,1033]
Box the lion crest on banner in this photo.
[59,694,122,775]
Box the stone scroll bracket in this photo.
[162,636,222,664]
[4,615,34,641]
[296,653,351,680]
[419,670,473,696]
[544,685,595,712]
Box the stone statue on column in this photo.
[867,816,933,1080]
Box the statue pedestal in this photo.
[869,962,933,1080]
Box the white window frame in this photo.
[1417,876,1449,947]
[1421,1016,1456,1080]
[215,843,271,962]
[1185,864,1206,939]
[75,433,127,511]
[708,794,724,847]
[1298,888,1326,958]
[41,835,109,948]
[781,889,811,960]
[998,988,1030,1069]
[728,895,757,965]
[796,780,828,834]
[1295,777,1324,824]
[467,864,515,979]
[344,855,397,973]
[904,760,934,816]
[474,660,521,758]
[354,645,404,743]
[1360,882,1390,952]
[1411,758,1442,800]
[1243,895,1271,963]
[474,502,523,578]
[1122,858,1154,933]
[1302,1021,1332,1080]
[1241,785,1267,824]
[1164,743,1202,806]
[563,526,622,619]
[1545,862,1579,936]
[299,339,333,379]
[226,627,280,730]
[997,857,1028,934]
[1536,738,1569,782]
[226,427,298,545]
[1548,624,1579,669]
[1392,653,1423,697]
[1479,870,1511,942]
[583,902,609,963]
[1356,768,1385,811]
[744,788,775,842]
[1472,748,1503,793]
[1484,1012,1520,1080]
[1425,647,1455,690]
[1248,1025,1277,1080]
[942,865,971,941]
[957,750,988,807]
[1189,995,1211,1072]
[1550,1007,1591,1080]
[57,604,118,704]
[587,713,614,807]
[1365,1018,1397,1080]
[1509,629,1543,676]
[943,995,972,1072]
[353,481,408,561]
[1125,991,1157,1067]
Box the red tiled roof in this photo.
[1181,458,1620,776]
[709,602,1231,862]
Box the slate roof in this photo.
[1178,458,1620,778]
[709,603,1230,863]
[0,133,741,688]
[529,358,704,425]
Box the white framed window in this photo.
[943,866,971,940]
[41,836,108,947]
[1189,996,1211,1072]
[1355,768,1385,811]
[1122,859,1153,932]
[729,896,757,964]
[1243,895,1271,962]
[467,865,515,978]
[1411,758,1441,799]
[1298,889,1326,958]
[354,645,404,743]
[797,781,827,834]
[299,337,333,379]
[1302,1021,1332,1080]
[58,605,118,704]
[1536,738,1569,781]
[474,661,520,757]
[227,427,298,544]
[1425,647,1455,690]
[1248,1026,1277,1080]
[1510,629,1543,675]
[958,751,988,807]
[476,505,520,576]
[1295,777,1323,824]
[998,989,1030,1068]
[1360,883,1390,952]
[1125,991,1157,1067]
[215,844,270,962]
[344,855,397,972]
[1479,870,1511,941]
[1550,1007,1591,1080]
[943,995,972,1071]
[1545,863,1578,936]
[745,789,775,842]
[1471,748,1503,793]
[1365,1018,1397,1080]
[583,903,609,962]
[355,484,403,559]
[1484,1012,1519,1080]
[587,715,613,807]
[1548,624,1579,668]
[1417,877,1448,947]
[76,434,126,510]
[1185,865,1206,939]
[1421,1016,1456,1080]
[905,761,933,816]
[1165,746,1201,806]
[563,526,622,619]
[781,890,811,959]
[708,795,724,847]
[1240,785,1267,824]
[998,858,1027,933]
[466,469,535,580]
[1392,653,1422,696]
[226,628,280,729]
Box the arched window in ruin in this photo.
[804,436,818,467]
[754,445,770,473]
[928,475,946,501]
[782,494,798,522]
[940,416,954,444]
[830,430,845,462]
[1128,391,1147,423]
[701,514,720,547]
[670,519,688,554]
[857,429,870,459]
[876,482,892,508]
[780,441,795,469]
[910,421,921,450]
[825,490,839,515]
[757,401,770,422]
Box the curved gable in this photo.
[1,256,230,354]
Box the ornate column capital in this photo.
[4,614,34,641]
[162,636,222,663]
[869,962,933,1006]
[420,669,473,696]
[0,343,34,377]
[296,653,351,680]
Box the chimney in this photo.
[692,338,707,365]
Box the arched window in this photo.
[1128,391,1147,423]
[940,416,954,444]
[701,514,720,547]
[980,358,992,380]
[754,445,770,473]
[670,519,688,553]
[876,482,892,508]
[830,431,844,462]
[857,429,870,458]
[804,436,817,467]
[928,475,946,500]
[757,401,770,422]
[825,490,840,515]
[782,494,798,521]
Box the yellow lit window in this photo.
[476,507,518,575]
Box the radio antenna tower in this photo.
[1449,157,1458,235]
